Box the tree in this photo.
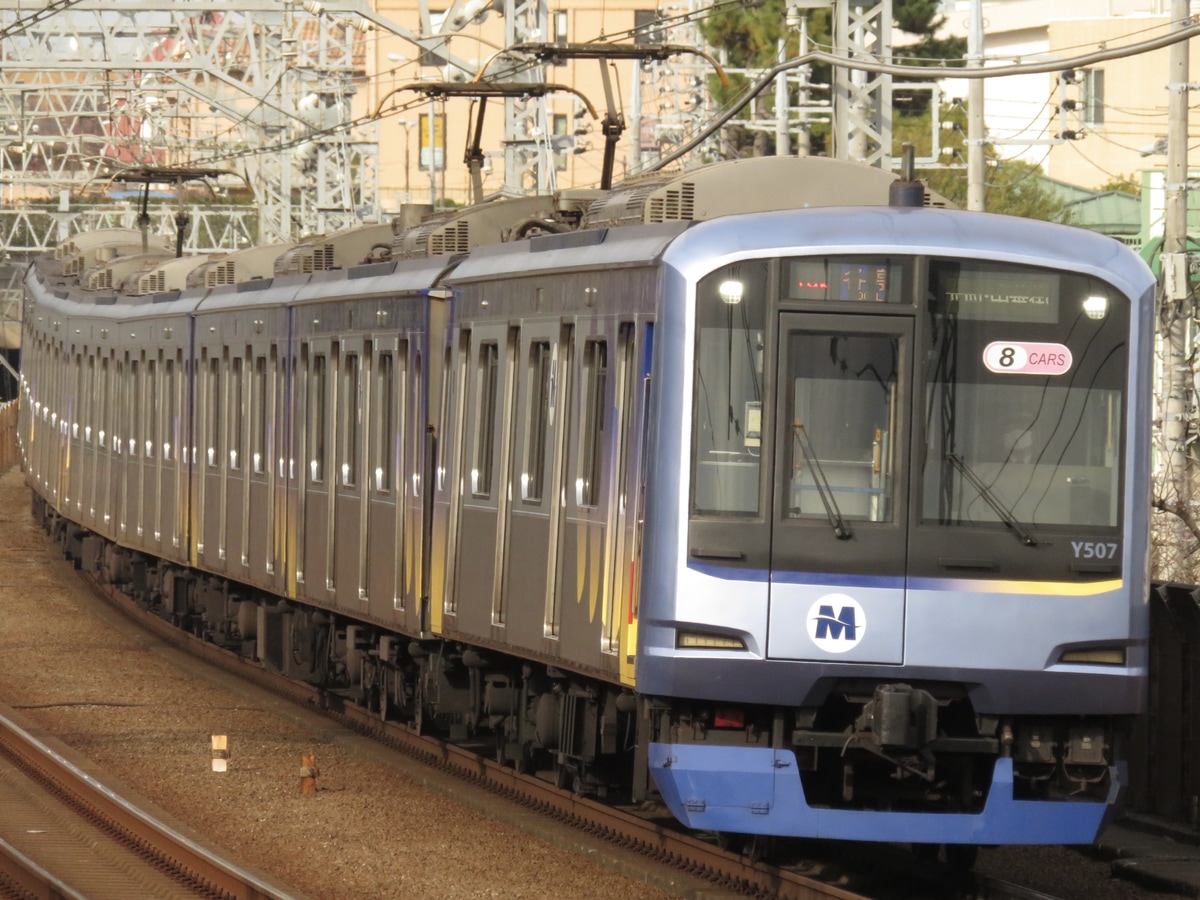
[698,1,963,156]
[894,0,965,63]
[1097,174,1141,196]
[894,105,1073,222]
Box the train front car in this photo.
[639,206,1155,846]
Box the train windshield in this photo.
[922,260,1127,531]
[690,256,1129,535]
[692,260,769,517]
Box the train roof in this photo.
[445,222,688,284]
[661,206,1156,300]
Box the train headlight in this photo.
[1059,647,1125,665]
[718,280,744,305]
[677,631,746,650]
[1082,296,1108,320]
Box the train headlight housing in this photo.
[1082,295,1108,320]
[677,631,747,650]
[718,280,744,305]
[1059,647,1126,665]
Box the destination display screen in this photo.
[936,265,1060,324]
[786,258,902,303]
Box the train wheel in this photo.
[744,835,774,864]
[378,681,390,723]
[514,743,535,775]
[554,761,572,790]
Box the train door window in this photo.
[578,339,608,507]
[130,356,141,457]
[604,323,637,653]
[164,357,174,461]
[545,324,575,639]
[309,353,327,483]
[691,261,769,517]
[341,351,359,487]
[495,327,520,627]
[98,356,109,450]
[207,356,221,467]
[230,354,244,470]
[374,351,394,493]
[146,357,158,459]
[472,341,500,498]
[437,342,451,492]
[72,352,83,440]
[522,340,552,504]
[85,355,95,443]
[447,330,472,616]
[114,359,124,456]
[784,331,899,523]
[283,351,294,480]
[252,355,268,474]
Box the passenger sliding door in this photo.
[501,323,569,651]
[767,313,911,664]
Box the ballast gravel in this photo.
[0,469,689,900]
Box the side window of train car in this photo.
[98,356,109,450]
[164,356,175,462]
[341,350,359,487]
[373,350,395,493]
[73,352,83,441]
[472,341,500,498]
[207,355,221,467]
[130,356,142,458]
[253,354,268,475]
[85,355,96,443]
[578,339,607,508]
[691,261,769,517]
[146,357,157,459]
[114,358,124,455]
[522,340,552,504]
[230,354,244,470]
[309,353,327,483]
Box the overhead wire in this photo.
[66,3,1200,182]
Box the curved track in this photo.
[0,700,298,899]
[74,567,1080,900]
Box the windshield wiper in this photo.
[793,423,853,540]
[945,453,1038,547]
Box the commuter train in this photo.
[18,155,1156,853]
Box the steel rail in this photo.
[70,566,1077,900]
[0,701,301,900]
[81,574,877,900]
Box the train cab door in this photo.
[766,313,912,665]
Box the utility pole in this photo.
[966,0,985,211]
[1159,0,1194,580]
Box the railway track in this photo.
[0,700,299,899]
[73,567,1082,900]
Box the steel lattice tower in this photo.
[0,0,377,254]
